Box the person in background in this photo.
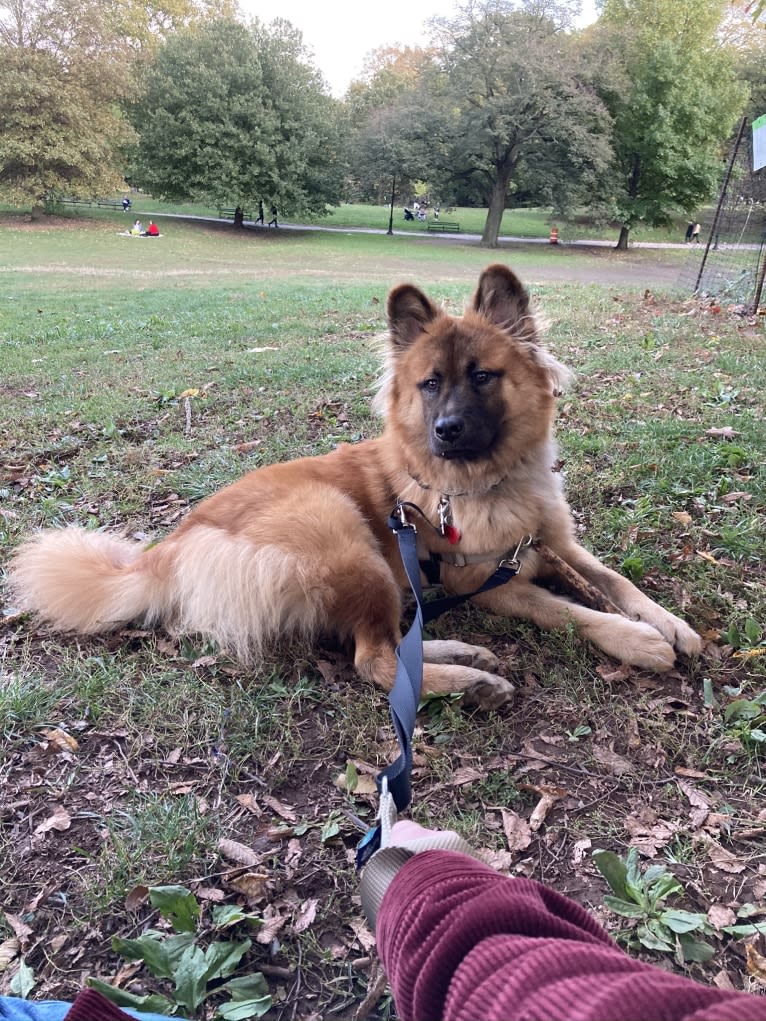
[268,204,278,227]
[691,222,701,243]
[130,219,143,235]
[685,221,694,242]
[256,199,265,225]
[145,221,160,237]
[122,196,132,212]
[360,818,766,1021]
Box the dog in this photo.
[7,265,701,710]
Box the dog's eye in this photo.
[472,370,493,386]
[420,377,440,393]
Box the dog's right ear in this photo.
[387,284,440,351]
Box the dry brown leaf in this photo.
[334,771,377,795]
[624,813,679,857]
[235,794,262,817]
[3,913,32,940]
[704,426,740,439]
[572,838,592,865]
[255,909,288,945]
[479,848,515,872]
[0,938,19,974]
[501,809,532,851]
[677,779,711,829]
[592,745,634,776]
[125,885,150,911]
[293,898,318,934]
[218,838,262,867]
[707,904,737,929]
[226,871,270,902]
[40,728,78,753]
[194,886,225,902]
[701,836,746,874]
[595,664,632,683]
[451,766,485,786]
[349,919,376,952]
[746,944,766,985]
[165,747,182,764]
[671,511,693,526]
[712,970,737,991]
[262,796,297,822]
[34,806,71,836]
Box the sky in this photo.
[238,1,599,97]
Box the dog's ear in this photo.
[387,284,440,350]
[473,264,533,337]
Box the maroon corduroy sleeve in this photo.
[63,988,138,1021]
[376,851,765,1021]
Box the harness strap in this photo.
[355,508,529,868]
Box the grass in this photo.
[1,212,765,1016]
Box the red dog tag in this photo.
[444,524,461,545]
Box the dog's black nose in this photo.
[434,415,465,444]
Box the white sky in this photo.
[238,1,599,97]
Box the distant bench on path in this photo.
[426,220,460,233]
[219,208,251,221]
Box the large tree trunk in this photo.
[616,225,630,250]
[481,169,512,247]
[616,155,640,250]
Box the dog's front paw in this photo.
[462,673,515,711]
[423,639,500,672]
[630,604,703,657]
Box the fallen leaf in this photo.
[572,838,592,865]
[500,810,532,851]
[234,440,262,454]
[165,747,182,764]
[701,836,746,874]
[595,664,632,683]
[235,794,262,817]
[34,806,71,836]
[349,919,376,952]
[713,970,737,991]
[592,745,634,776]
[125,885,150,911]
[293,898,318,934]
[672,511,693,526]
[719,491,752,504]
[218,838,262,867]
[746,944,766,985]
[0,938,19,973]
[255,908,288,945]
[2,914,32,941]
[178,388,199,399]
[262,796,297,822]
[227,871,270,903]
[677,779,710,829]
[334,771,377,795]
[624,812,679,857]
[704,426,739,439]
[707,904,737,929]
[450,766,485,786]
[194,886,225,902]
[479,848,515,871]
[39,728,78,753]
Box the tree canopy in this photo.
[428,0,614,246]
[131,17,342,214]
[594,0,747,247]
[0,0,136,207]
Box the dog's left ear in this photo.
[387,284,440,351]
[473,264,533,338]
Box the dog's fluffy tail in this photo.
[7,528,168,635]
[7,524,329,663]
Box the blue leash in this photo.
[355,503,525,868]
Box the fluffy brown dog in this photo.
[8,265,701,709]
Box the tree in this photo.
[0,0,137,209]
[429,0,614,247]
[131,17,342,215]
[594,0,747,248]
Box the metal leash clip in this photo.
[498,534,533,574]
[355,776,397,870]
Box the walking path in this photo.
[144,211,701,250]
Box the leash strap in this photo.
[355,508,526,868]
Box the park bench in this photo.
[427,220,460,233]
[96,199,123,210]
[219,207,251,221]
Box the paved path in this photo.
[145,211,699,250]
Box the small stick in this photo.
[533,541,624,616]
[353,956,389,1021]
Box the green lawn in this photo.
[0,215,763,1019]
